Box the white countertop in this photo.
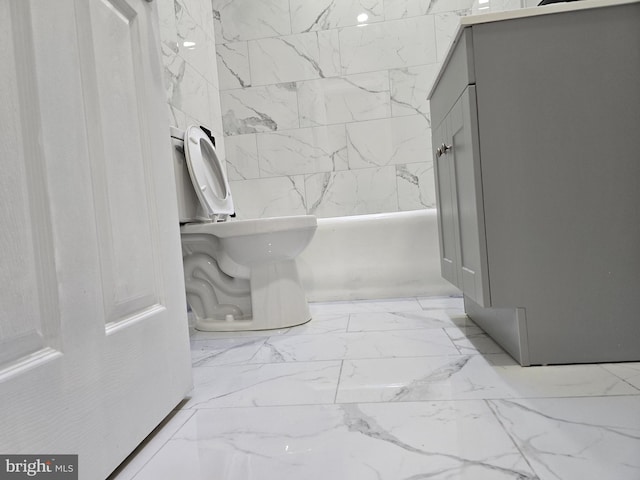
[429,0,639,98]
[460,0,637,28]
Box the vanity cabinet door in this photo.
[433,86,490,307]
[433,117,462,289]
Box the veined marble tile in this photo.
[176,0,213,37]
[221,83,299,135]
[163,49,185,109]
[251,329,459,363]
[305,167,398,217]
[310,298,423,315]
[229,175,308,218]
[435,11,470,62]
[445,325,506,354]
[502,0,524,11]
[190,337,266,367]
[257,125,348,177]
[385,0,475,19]
[431,0,476,12]
[184,361,341,408]
[336,354,640,403]
[211,0,291,43]
[157,0,178,54]
[488,396,640,480]
[189,325,288,341]
[345,118,394,169]
[124,402,537,480]
[249,30,340,86]
[397,161,437,210]
[391,115,432,163]
[339,16,437,75]
[470,0,516,14]
[224,134,260,180]
[384,0,433,19]
[346,115,430,169]
[290,0,384,33]
[197,0,215,40]
[169,62,211,126]
[189,313,349,341]
[390,64,439,118]
[184,113,201,132]
[109,410,196,480]
[176,12,214,81]
[158,0,220,139]
[602,363,640,390]
[285,313,350,335]
[166,103,187,130]
[418,295,464,310]
[216,42,251,89]
[206,82,224,138]
[297,72,390,127]
[347,309,472,332]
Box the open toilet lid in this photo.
[183,126,234,219]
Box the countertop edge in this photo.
[427,0,639,100]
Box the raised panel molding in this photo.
[0,0,61,375]
[78,0,165,328]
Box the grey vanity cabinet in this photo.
[429,1,640,366]
[432,86,490,308]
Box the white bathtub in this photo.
[296,209,459,302]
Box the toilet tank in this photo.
[170,126,199,223]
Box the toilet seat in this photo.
[184,125,234,220]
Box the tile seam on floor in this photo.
[483,398,541,480]
[333,360,345,404]
[120,409,197,480]
[600,365,640,393]
[237,352,475,365]
[174,394,640,412]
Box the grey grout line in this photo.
[333,360,345,404]
[109,409,197,480]
[483,398,541,478]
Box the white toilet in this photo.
[171,125,317,331]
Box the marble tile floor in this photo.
[110,296,640,480]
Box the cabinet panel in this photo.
[432,87,490,307]
[450,87,489,307]
[433,120,461,288]
[430,29,475,126]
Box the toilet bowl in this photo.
[172,126,317,331]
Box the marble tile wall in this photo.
[214,0,530,218]
[158,0,527,219]
[214,0,484,218]
[157,0,226,162]
[471,0,527,14]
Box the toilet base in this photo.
[195,259,312,331]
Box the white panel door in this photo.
[0,0,192,478]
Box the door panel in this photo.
[432,86,489,305]
[0,0,61,373]
[0,0,192,477]
[87,0,162,325]
[450,87,490,307]
[433,120,461,288]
